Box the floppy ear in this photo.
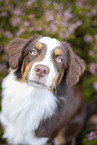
[7,34,41,69]
[7,38,27,69]
[63,42,85,87]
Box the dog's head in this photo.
[8,34,85,90]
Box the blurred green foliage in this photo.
[82,138,97,145]
[0,0,97,144]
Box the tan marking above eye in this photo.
[55,49,61,56]
[36,43,42,50]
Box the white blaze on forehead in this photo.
[28,37,61,88]
[38,37,61,60]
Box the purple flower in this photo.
[57,12,62,18]
[88,50,94,57]
[26,0,36,7]
[59,32,65,39]
[61,22,67,27]
[45,1,51,5]
[0,6,3,11]
[45,26,51,32]
[13,7,22,16]
[4,0,9,5]
[88,136,92,140]
[89,132,95,136]
[49,23,57,32]
[28,27,34,32]
[28,14,34,19]
[0,11,8,17]
[75,21,82,27]
[5,31,13,39]
[76,1,83,8]
[8,5,14,11]
[14,0,20,4]
[59,31,70,40]
[26,1,33,7]
[69,25,76,33]
[93,82,97,91]
[94,34,97,41]
[53,2,58,6]
[91,9,97,15]
[16,27,25,36]
[0,63,6,72]
[94,135,97,139]
[89,63,97,75]
[36,27,42,31]
[44,11,54,22]
[87,131,97,140]
[24,21,30,27]
[83,35,93,43]
[63,9,74,21]
[10,17,22,27]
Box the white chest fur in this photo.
[0,71,57,145]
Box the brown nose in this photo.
[35,64,50,78]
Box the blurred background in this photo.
[0,0,97,144]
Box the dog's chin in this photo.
[28,80,51,89]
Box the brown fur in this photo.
[35,87,85,144]
[7,34,86,145]
[62,42,85,87]
[8,38,27,69]
[8,34,41,69]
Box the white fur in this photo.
[0,71,57,145]
[0,37,60,145]
[28,37,61,89]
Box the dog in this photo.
[0,34,86,145]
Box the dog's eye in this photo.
[56,56,63,63]
[30,49,37,56]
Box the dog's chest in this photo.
[1,72,57,144]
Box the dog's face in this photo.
[8,34,85,90]
[23,37,66,89]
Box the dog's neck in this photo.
[2,70,57,126]
[1,70,59,144]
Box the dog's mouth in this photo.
[28,80,50,89]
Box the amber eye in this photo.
[30,49,37,56]
[56,56,63,63]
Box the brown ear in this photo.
[7,38,27,69]
[64,42,85,87]
[7,34,41,69]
